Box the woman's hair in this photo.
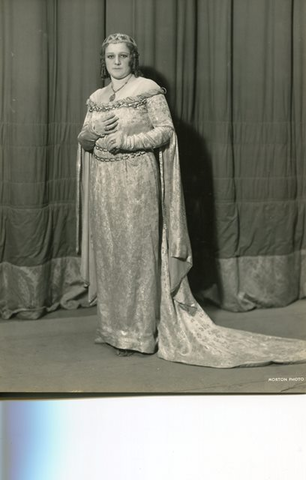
[100,33,143,79]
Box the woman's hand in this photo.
[105,131,126,154]
[92,113,119,136]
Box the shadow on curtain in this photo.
[0,0,305,319]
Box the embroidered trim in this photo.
[86,88,167,113]
[93,148,147,162]
[88,97,147,112]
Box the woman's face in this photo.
[105,42,132,80]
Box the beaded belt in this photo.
[93,145,147,162]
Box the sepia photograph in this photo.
[0,0,306,393]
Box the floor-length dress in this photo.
[77,77,306,368]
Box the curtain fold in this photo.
[0,0,305,318]
[207,0,306,310]
[0,0,107,318]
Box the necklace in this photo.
[109,74,132,101]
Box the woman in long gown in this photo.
[77,33,306,367]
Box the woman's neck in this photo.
[110,74,134,89]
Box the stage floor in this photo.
[1,300,305,394]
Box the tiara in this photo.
[102,33,138,48]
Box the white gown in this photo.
[77,77,306,368]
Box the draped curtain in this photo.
[0,0,305,318]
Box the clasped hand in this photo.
[93,113,119,136]
[104,131,126,154]
[93,113,126,154]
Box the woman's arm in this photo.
[106,94,174,153]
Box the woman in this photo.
[77,33,306,367]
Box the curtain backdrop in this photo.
[0,0,305,318]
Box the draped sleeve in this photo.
[77,100,100,151]
[159,132,193,295]
[76,143,97,303]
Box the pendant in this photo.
[109,93,116,102]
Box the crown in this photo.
[102,33,138,48]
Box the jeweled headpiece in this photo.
[102,33,138,48]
